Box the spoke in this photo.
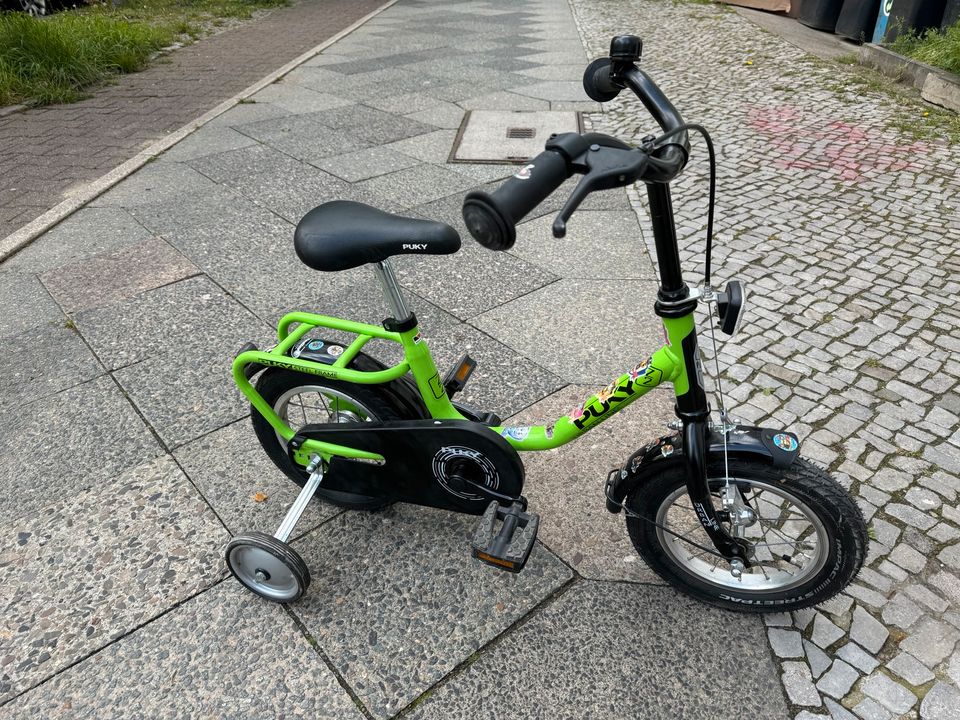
[317,392,332,416]
[667,522,712,548]
[686,546,715,561]
[764,522,808,549]
[756,511,809,525]
[751,540,815,550]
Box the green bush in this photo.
[887,19,960,76]
[0,12,174,105]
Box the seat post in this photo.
[372,259,412,322]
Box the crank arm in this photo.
[462,477,528,511]
[683,420,750,564]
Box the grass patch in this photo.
[0,12,173,105]
[824,55,960,144]
[886,19,960,75]
[0,0,288,107]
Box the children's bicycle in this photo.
[225,36,867,612]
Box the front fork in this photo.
[662,305,750,566]
[683,420,750,567]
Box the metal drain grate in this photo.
[450,110,583,164]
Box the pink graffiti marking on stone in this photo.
[747,106,928,182]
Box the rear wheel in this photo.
[625,457,867,612]
[251,368,404,510]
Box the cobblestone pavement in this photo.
[1,0,958,717]
[0,0,383,242]
[575,0,960,717]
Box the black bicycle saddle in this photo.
[294,200,461,272]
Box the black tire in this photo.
[251,368,404,511]
[225,531,310,603]
[626,456,867,613]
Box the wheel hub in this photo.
[229,544,300,601]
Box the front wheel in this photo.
[626,457,867,613]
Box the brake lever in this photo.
[551,146,648,238]
[552,179,591,238]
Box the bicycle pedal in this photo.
[471,500,539,573]
[443,353,476,398]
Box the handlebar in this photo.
[462,35,690,251]
[462,147,572,251]
[584,58,689,183]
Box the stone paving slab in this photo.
[187,143,394,222]
[0,270,63,341]
[155,125,260,165]
[90,161,222,210]
[73,275,271,371]
[0,376,162,522]
[0,455,228,703]
[1,323,103,411]
[290,504,573,718]
[314,146,423,183]
[234,110,376,162]
[512,210,659,280]
[113,348,260,449]
[39,238,199,314]
[408,580,788,719]
[172,419,340,538]
[508,385,675,583]
[2,208,152,275]
[0,582,363,720]
[472,278,662,385]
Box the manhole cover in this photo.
[450,110,583,164]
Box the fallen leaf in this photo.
[495,602,505,612]
[252,492,268,503]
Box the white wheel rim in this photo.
[273,384,379,450]
[656,478,830,592]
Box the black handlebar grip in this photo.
[462,149,571,251]
[582,57,620,103]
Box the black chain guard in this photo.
[293,420,525,514]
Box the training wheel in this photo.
[225,531,311,603]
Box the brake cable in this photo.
[642,123,717,286]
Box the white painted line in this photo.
[0,0,399,264]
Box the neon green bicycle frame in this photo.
[233,310,697,467]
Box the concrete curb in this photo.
[0,104,28,118]
[0,0,399,265]
[858,43,960,113]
